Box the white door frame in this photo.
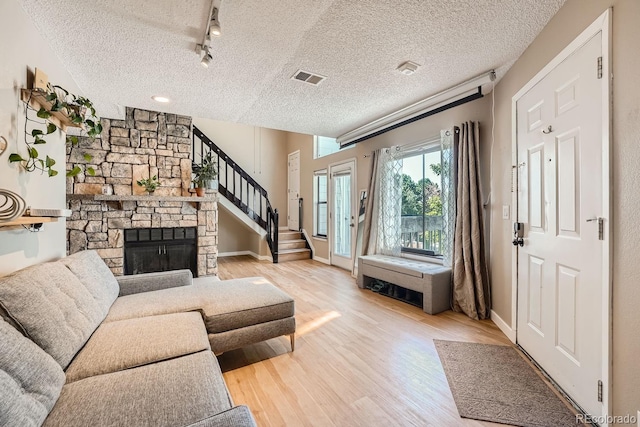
[287,150,300,231]
[328,158,357,270]
[510,8,612,421]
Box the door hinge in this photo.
[597,56,603,79]
[597,380,603,402]
[598,217,604,241]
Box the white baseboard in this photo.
[218,251,272,262]
[491,310,516,343]
[313,256,330,265]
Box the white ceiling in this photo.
[19,0,565,137]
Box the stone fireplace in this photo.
[66,108,217,277]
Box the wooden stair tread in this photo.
[278,239,305,244]
[279,248,310,254]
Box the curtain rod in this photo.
[339,70,495,148]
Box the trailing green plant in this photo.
[192,152,218,188]
[9,83,103,177]
[137,175,160,193]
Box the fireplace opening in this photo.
[124,227,198,277]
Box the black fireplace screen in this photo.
[123,227,197,277]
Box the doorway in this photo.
[512,10,611,419]
[287,150,300,231]
[329,160,356,270]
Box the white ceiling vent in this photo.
[291,69,326,86]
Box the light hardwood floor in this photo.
[216,257,546,426]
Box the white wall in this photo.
[0,0,81,275]
[489,0,640,420]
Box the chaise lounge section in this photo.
[0,250,295,426]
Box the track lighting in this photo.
[201,47,213,68]
[196,2,222,68]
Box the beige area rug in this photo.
[434,340,578,427]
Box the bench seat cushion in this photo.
[361,254,450,278]
[65,312,210,383]
[0,317,65,427]
[44,351,232,427]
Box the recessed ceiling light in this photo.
[152,96,170,103]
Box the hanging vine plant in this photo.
[9,83,103,177]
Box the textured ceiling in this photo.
[19,0,565,137]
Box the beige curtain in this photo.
[452,122,491,320]
[361,150,380,256]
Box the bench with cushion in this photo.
[0,250,296,426]
[357,254,452,315]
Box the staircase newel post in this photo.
[273,209,279,263]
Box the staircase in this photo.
[278,230,311,262]
[192,126,310,263]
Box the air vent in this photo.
[291,69,326,86]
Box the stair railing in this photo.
[192,126,279,263]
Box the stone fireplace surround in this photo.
[66,107,218,277]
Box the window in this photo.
[313,136,352,159]
[400,145,444,257]
[313,170,328,237]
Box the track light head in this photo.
[209,22,221,37]
[201,49,213,68]
[209,8,221,37]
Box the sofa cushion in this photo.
[59,250,119,316]
[44,351,233,427]
[116,269,193,296]
[0,316,65,427]
[65,312,210,383]
[104,283,209,323]
[201,278,294,334]
[185,406,257,427]
[0,262,105,369]
[105,278,295,334]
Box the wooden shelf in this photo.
[21,89,84,132]
[0,216,58,231]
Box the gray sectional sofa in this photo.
[0,250,296,426]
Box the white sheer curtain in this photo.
[375,147,403,255]
[440,129,456,266]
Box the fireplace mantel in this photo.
[67,193,216,210]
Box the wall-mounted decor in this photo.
[0,189,27,222]
[9,69,103,177]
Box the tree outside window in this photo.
[400,149,444,256]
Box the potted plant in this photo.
[136,176,160,194]
[192,152,218,196]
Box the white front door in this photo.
[516,33,604,417]
[329,160,356,270]
[288,151,300,230]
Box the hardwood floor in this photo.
[216,257,548,426]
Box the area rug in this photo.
[434,340,577,427]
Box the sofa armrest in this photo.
[183,406,257,427]
[116,269,193,296]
